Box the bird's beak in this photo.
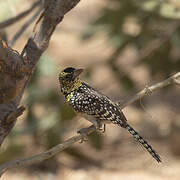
[73,68,84,79]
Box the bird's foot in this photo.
[77,128,88,143]
[77,125,96,143]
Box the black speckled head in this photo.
[59,67,83,82]
[59,67,84,94]
[63,67,76,73]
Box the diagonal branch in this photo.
[0,0,41,29]
[0,0,82,148]
[9,5,43,46]
[0,72,179,175]
[0,125,96,176]
[0,0,179,177]
[118,72,180,109]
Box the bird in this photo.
[58,67,161,163]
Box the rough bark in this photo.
[0,0,81,146]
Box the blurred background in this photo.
[0,0,180,179]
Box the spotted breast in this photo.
[68,82,127,127]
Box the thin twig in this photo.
[0,72,179,175]
[118,72,180,109]
[0,0,41,29]
[9,6,43,46]
[0,125,96,176]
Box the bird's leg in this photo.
[96,120,106,133]
[102,124,106,133]
[85,118,103,132]
[77,125,96,143]
[77,119,106,143]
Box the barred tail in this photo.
[125,124,161,163]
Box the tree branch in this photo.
[118,72,180,109]
[0,72,179,175]
[9,5,43,46]
[0,0,81,147]
[0,125,96,176]
[0,0,179,176]
[0,0,41,29]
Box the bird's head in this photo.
[59,67,83,95]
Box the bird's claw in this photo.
[77,124,105,143]
[77,128,88,143]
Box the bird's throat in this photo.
[61,78,82,102]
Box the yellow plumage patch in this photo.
[66,92,74,102]
[64,79,82,102]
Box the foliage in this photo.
[83,0,180,91]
